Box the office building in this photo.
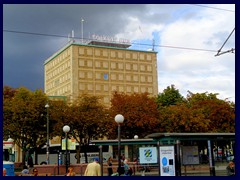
[44,38,158,106]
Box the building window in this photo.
[111,62,116,69]
[79,84,85,90]
[104,84,109,91]
[118,63,124,70]
[87,49,93,56]
[147,65,152,72]
[132,53,137,60]
[118,52,123,59]
[119,86,124,92]
[95,61,101,68]
[103,62,108,68]
[96,72,101,79]
[133,64,138,71]
[79,48,84,55]
[79,59,85,67]
[88,84,93,91]
[95,49,100,56]
[133,75,138,82]
[134,86,139,92]
[141,87,146,93]
[79,71,85,78]
[88,72,93,79]
[148,87,153,93]
[96,84,101,91]
[140,65,145,71]
[126,75,131,81]
[147,54,152,61]
[87,60,93,67]
[140,75,146,82]
[103,73,108,80]
[126,63,131,71]
[110,51,116,58]
[111,74,116,80]
[148,76,153,82]
[126,52,131,59]
[127,86,131,92]
[139,54,145,60]
[118,74,124,81]
[103,50,108,57]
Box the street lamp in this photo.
[63,125,70,173]
[45,103,50,164]
[115,114,124,176]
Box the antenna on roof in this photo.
[81,18,85,44]
[71,30,75,42]
[152,39,155,51]
[68,33,71,42]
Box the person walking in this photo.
[107,156,113,176]
[21,165,29,175]
[84,157,101,176]
[123,158,132,176]
[3,168,7,176]
[226,161,235,176]
[32,168,38,176]
[66,167,75,176]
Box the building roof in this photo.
[88,40,131,49]
[44,40,157,65]
[144,132,235,141]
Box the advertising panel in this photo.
[139,147,157,164]
[160,146,175,176]
[182,146,199,165]
[62,138,76,150]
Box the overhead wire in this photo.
[3,29,218,53]
[189,4,235,13]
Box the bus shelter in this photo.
[91,133,235,176]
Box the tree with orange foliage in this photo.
[108,92,160,139]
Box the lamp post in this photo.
[63,125,70,173]
[115,114,124,176]
[45,103,50,164]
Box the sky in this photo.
[3,4,235,102]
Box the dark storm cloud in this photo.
[3,4,151,90]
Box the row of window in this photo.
[45,61,71,79]
[78,83,154,94]
[45,73,71,91]
[79,71,154,83]
[46,83,71,96]
[79,59,154,72]
[78,47,153,61]
[45,49,70,69]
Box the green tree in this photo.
[156,85,185,108]
[3,86,48,165]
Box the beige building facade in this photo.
[44,40,158,106]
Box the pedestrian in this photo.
[21,165,29,175]
[32,168,38,176]
[123,158,132,176]
[117,161,125,176]
[226,161,235,176]
[27,154,34,168]
[66,167,75,176]
[3,168,7,176]
[84,157,101,176]
[107,156,113,176]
